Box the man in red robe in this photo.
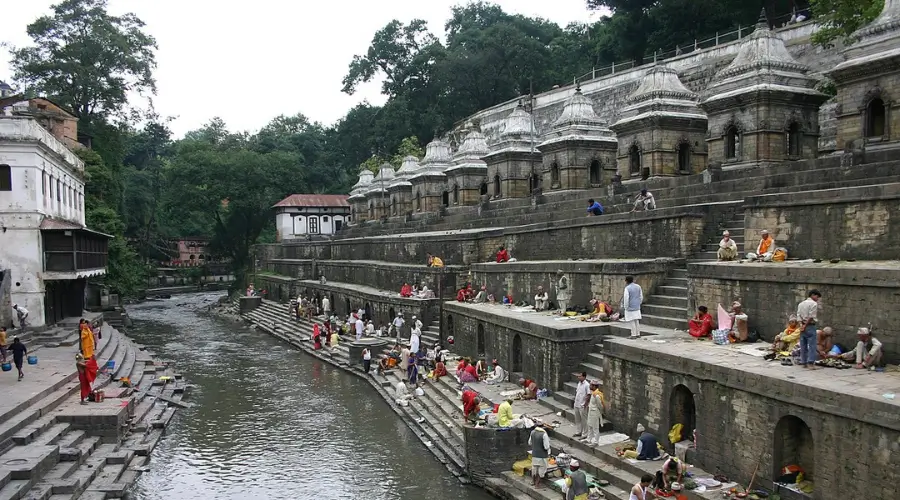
[496,246,510,263]
[462,389,481,423]
[400,283,413,297]
[688,306,714,338]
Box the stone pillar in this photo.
[463,425,531,487]
[239,296,262,313]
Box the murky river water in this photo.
[126,292,494,500]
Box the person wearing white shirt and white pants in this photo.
[573,372,591,438]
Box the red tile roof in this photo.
[39,218,83,230]
[273,194,350,208]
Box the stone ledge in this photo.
[471,258,681,274]
[603,335,900,431]
[296,279,441,306]
[687,260,900,288]
[444,302,607,342]
[743,182,900,208]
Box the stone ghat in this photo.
[688,259,900,364]
[0,324,188,500]
[240,299,734,500]
[603,331,900,499]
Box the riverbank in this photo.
[0,321,189,499]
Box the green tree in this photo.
[810,0,883,47]
[390,136,425,167]
[7,0,157,124]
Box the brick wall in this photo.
[743,183,900,260]
[687,261,900,363]
[604,340,900,499]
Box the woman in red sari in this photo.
[76,353,98,404]
[312,324,322,350]
[688,306,714,338]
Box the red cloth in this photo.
[313,324,321,339]
[496,249,509,263]
[456,289,466,302]
[689,313,713,338]
[465,364,478,378]
[400,284,412,297]
[462,390,479,417]
[434,361,447,378]
[522,378,534,389]
[78,359,98,401]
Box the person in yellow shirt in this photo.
[0,326,7,362]
[80,319,95,359]
[770,315,802,357]
[426,254,444,268]
[497,398,515,427]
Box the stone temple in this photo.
[253,10,900,500]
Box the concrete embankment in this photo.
[0,323,189,500]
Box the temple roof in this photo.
[612,65,706,130]
[486,102,539,156]
[364,163,396,195]
[348,169,375,200]
[389,155,420,188]
[702,10,824,105]
[447,129,489,174]
[833,0,900,72]
[538,88,616,148]
[410,138,452,182]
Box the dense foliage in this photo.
[5,0,872,295]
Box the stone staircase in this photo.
[640,267,690,331]
[0,325,187,500]
[693,212,747,261]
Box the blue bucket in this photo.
[27,356,37,365]
[1,362,11,372]
[106,360,115,370]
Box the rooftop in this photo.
[273,194,350,208]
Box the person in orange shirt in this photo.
[747,229,774,261]
[79,319,95,359]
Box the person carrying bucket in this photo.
[0,326,7,362]
[75,353,99,404]
[80,319,95,360]
[9,337,26,380]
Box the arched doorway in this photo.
[725,126,739,159]
[345,298,351,315]
[669,385,696,444]
[330,294,336,315]
[493,175,501,197]
[773,415,815,483]
[388,307,396,323]
[866,97,886,138]
[446,314,454,342]
[786,122,802,156]
[629,145,641,176]
[441,190,449,207]
[550,162,560,187]
[677,143,692,173]
[480,180,488,196]
[452,184,459,204]
[364,302,373,322]
[589,159,601,185]
[477,323,486,355]
[368,202,374,219]
[512,334,523,372]
[414,191,421,211]
[530,173,541,193]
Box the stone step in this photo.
[669,268,688,279]
[641,303,687,319]
[500,471,560,500]
[647,294,688,308]
[579,362,604,381]
[656,285,687,297]
[639,313,683,331]
[536,395,575,422]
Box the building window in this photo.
[0,165,10,191]
[589,159,601,185]
[866,98,886,138]
[56,179,61,201]
[493,175,501,197]
[415,192,421,211]
[308,216,319,234]
[441,190,449,207]
[677,143,692,173]
[629,145,641,175]
[479,180,488,196]
[786,122,802,156]
[322,216,329,222]
[335,220,343,231]
[41,172,46,195]
[725,126,739,159]
[550,162,560,186]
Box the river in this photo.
[125,292,494,500]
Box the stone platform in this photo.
[603,330,900,498]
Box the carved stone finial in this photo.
[757,8,768,28]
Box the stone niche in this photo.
[603,339,900,499]
[830,0,900,150]
[610,65,708,180]
[409,138,453,213]
[443,301,606,391]
[537,87,618,191]
[700,12,829,167]
[469,258,677,310]
[483,102,543,199]
[445,128,490,207]
[687,261,900,363]
[742,183,900,260]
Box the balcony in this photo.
[41,219,110,279]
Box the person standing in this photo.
[80,320,96,360]
[622,276,643,339]
[528,425,551,488]
[409,328,420,358]
[391,313,405,343]
[355,315,365,341]
[13,305,28,333]
[585,379,606,445]
[573,372,590,439]
[0,326,7,362]
[9,337,26,381]
[76,353,99,404]
[556,270,571,314]
[322,296,331,318]
[796,289,822,369]
[362,348,372,374]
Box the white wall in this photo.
[277,207,350,239]
[0,214,46,327]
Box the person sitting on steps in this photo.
[831,327,883,370]
[631,189,656,212]
[717,230,738,261]
[747,229,774,261]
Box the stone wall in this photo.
[743,183,900,260]
[469,258,677,310]
[464,425,531,487]
[444,302,605,391]
[293,280,441,329]
[603,339,900,498]
[687,261,900,363]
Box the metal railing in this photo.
[575,11,800,84]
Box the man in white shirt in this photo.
[355,315,365,341]
[13,305,28,332]
[534,286,549,311]
[409,328,420,355]
[631,189,656,212]
[622,276,643,339]
[322,296,331,317]
[412,315,423,332]
[391,313,405,342]
[573,372,591,438]
[366,320,375,336]
[796,289,822,369]
[835,327,883,369]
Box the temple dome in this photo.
[348,169,375,199]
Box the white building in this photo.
[274,194,350,240]
[0,98,109,328]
